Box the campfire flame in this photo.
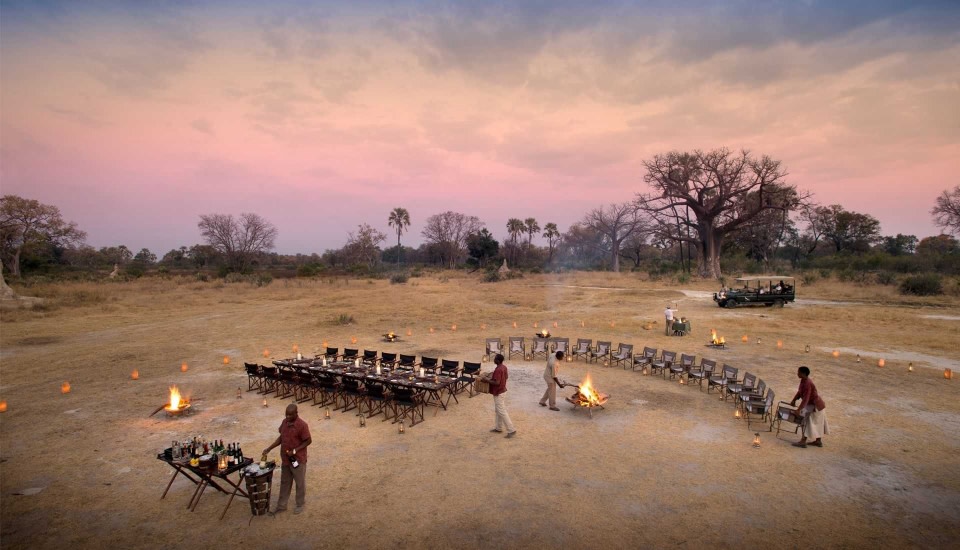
[710,329,725,345]
[168,385,184,411]
[572,373,608,407]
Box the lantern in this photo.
[218,453,229,471]
[856,354,861,363]
[480,323,487,330]
[679,375,686,385]
[237,387,242,399]
[610,321,616,328]
[482,355,488,363]
[406,329,412,336]
[756,337,761,345]
[262,398,268,407]
[580,320,585,328]
[351,337,358,344]
[451,324,457,331]
[359,415,366,428]
[642,365,649,376]
[945,369,953,380]
[734,408,741,419]
[322,341,328,348]
[181,362,189,372]
[0,400,6,413]
[292,344,299,353]
[741,335,748,343]
[752,433,761,448]
[553,322,558,328]
[223,356,230,365]
[878,358,885,368]
[61,381,71,394]
[603,360,609,367]
[805,344,810,353]
[908,362,914,373]
[398,421,405,434]
[325,407,331,419]
[429,327,435,334]
[566,355,572,362]
[131,369,139,380]
[525,354,532,361]
[512,322,517,329]
[832,350,840,358]
[776,340,783,350]
[263,349,270,357]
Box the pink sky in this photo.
[1,2,958,255]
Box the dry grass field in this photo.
[1,271,959,549]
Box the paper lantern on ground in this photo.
[741,335,748,343]
[832,350,840,358]
[131,370,139,380]
[512,322,517,329]
[480,323,487,330]
[181,362,188,372]
[292,344,299,353]
[776,340,783,350]
[263,398,268,407]
[856,354,861,363]
[451,324,457,331]
[945,369,953,380]
[322,341,328,348]
[223,356,230,365]
[350,337,358,344]
[580,320,585,328]
[263,349,270,357]
[429,327,435,334]
[553,322,558,329]
[0,400,6,413]
[61,381,71,394]
[534,322,539,328]
[877,358,885,368]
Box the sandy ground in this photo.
[1,272,959,549]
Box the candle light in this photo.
[325,407,331,419]
[642,365,649,376]
[376,365,382,375]
[419,367,425,378]
[237,387,242,399]
[451,324,457,331]
[756,337,761,345]
[480,323,487,330]
[877,358,885,368]
[610,321,616,328]
[741,335,748,343]
[359,415,366,428]
[398,421,405,434]
[297,352,302,361]
[0,400,6,413]
[181,362,189,372]
[354,359,360,368]
[776,340,783,350]
[322,357,328,367]
[512,321,518,329]
[131,369,139,380]
[429,327,435,333]
[734,408,741,419]
[321,341,328,348]
[752,433,761,448]
[262,398,268,407]
[832,350,840,358]
[292,344,299,353]
[61,381,71,394]
[553,322,558,328]
[406,329,412,336]
[263,349,270,357]
[856,354,861,363]
[223,356,230,364]
[805,344,810,353]
[351,337,358,344]
[908,362,914,373]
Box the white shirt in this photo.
[664,308,674,321]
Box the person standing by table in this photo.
[790,366,828,448]
[539,351,566,411]
[484,353,517,438]
[664,305,675,336]
[263,403,312,514]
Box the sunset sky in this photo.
[2,1,958,255]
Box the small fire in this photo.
[181,362,188,372]
[572,374,608,407]
[541,329,548,337]
[168,385,183,411]
[710,329,725,345]
[263,349,270,357]
[61,381,71,394]
[387,332,395,338]
[131,369,139,380]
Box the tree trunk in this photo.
[11,249,21,278]
[396,233,401,269]
[611,239,621,272]
[697,225,722,279]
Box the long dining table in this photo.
[273,358,458,412]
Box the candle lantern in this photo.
[878,359,885,368]
[741,335,748,343]
[776,340,783,350]
[604,360,609,367]
[236,387,242,399]
[263,349,270,357]
[406,329,412,336]
[756,337,761,345]
[61,381,71,394]
[679,375,686,385]
[525,354,532,361]
[482,355,488,363]
[451,324,457,331]
[321,341,328,348]
[553,322,558,329]
[642,365,649,376]
[398,421,405,434]
[181,362,189,372]
[908,362,914,373]
[832,350,840,358]
[512,322,518,329]
[0,400,7,413]
[218,453,229,471]
[131,369,139,380]
[223,356,230,365]
[534,322,539,328]
[292,344,299,353]
[805,344,810,353]
[429,327,435,334]
[325,407,331,419]
[856,354,861,363]
[734,408,741,419]
[566,356,572,362]
[945,369,953,380]
[752,433,761,448]
[351,337,358,344]
[262,398,268,407]
[480,323,487,330]
[359,415,366,428]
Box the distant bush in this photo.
[336,313,355,325]
[899,274,943,296]
[818,268,832,280]
[390,273,409,284]
[254,273,272,287]
[504,270,523,280]
[676,272,690,284]
[482,271,501,283]
[800,271,819,285]
[876,271,897,286]
[296,265,317,277]
[410,267,423,278]
[195,272,210,282]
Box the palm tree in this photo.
[506,218,525,265]
[542,222,560,263]
[524,218,540,247]
[387,207,411,268]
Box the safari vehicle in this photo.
[713,276,795,308]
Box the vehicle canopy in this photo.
[734,276,794,288]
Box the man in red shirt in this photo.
[485,354,517,438]
[790,366,828,448]
[263,403,312,514]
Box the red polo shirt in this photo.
[278,416,311,465]
[490,363,508,396]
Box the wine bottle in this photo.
[289,448,299,469]
[237,443,243,462]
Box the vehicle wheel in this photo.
[774,299,785,308]
[724,300,737,309]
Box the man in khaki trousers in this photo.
[539,351,566,410]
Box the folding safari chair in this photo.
[508,337,525,360]
[572,339,592,361]
[588,341,611,364]
[611,344,634,368]
[531,339,549,360]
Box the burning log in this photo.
[564,374,609,417]
[149,385,200,417]
[708,329,726,348]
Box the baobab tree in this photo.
[636,148,801,278]
[581,202,649,272]
[387,207,411,268]
[0,195,86,278]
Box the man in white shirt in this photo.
[664,306,675,336]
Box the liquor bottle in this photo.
[238,443,244,463]
[289,448,299,469]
